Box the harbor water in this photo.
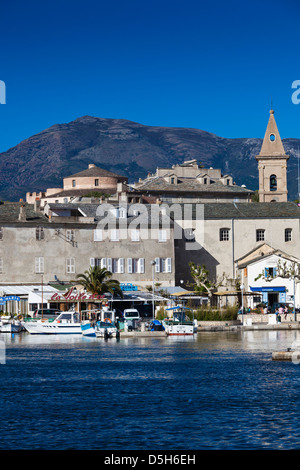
[1,329,300,450]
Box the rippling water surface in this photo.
[1,329,300,450]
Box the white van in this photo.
[123,309,140,321]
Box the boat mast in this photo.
[41,274,44,320]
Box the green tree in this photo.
[188,262,226,305]
[251,190,259,202]
[75,266,123,297]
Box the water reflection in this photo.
[2,329,300,352]
[1,329,300,450]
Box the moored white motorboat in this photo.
[162,306,195,336]
[96,309,119,338]
[95,319,119,338]
[22,311,82,334]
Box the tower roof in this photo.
[66,164,127,180]
[258,109,288,157]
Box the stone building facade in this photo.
[132,159,253,203]
[172,201,300,308]
[0,201,175,288]
[256,109,289,202]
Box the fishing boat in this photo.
[80,309,100,337]
[81,309,120,338]
[81,320,97,337]
[22,311,82,334]
[95,319,119,338]
[162,306,196,336]
[0,317,23,333]
[95,309,119,338]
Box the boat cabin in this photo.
[56,312,80,323]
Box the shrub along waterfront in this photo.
[193,305,238,321]
[156,304,239,322]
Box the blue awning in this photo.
[250,286,286,293]
[166,306,192,311]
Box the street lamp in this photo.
[150,260,156,321]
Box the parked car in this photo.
[123,309,140,321]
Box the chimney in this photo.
[34,198,41,212]
[88,164,96,169]
[19,200,26,221]
[117,182,123,193]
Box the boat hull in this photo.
[0,321,23,333]
[22,321,82,334]
[81,322,96,337]
[163,321,195,336]
[95,328,119,338]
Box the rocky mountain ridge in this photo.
[0,115,299,201]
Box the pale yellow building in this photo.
[26,164,128,206]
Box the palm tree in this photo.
[75,266,123,298]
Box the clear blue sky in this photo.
[0,0,299,152]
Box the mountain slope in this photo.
[0,115,299,201]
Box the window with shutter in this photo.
[93,229,103,241]
[66,258,75,274]
[35,257,44,273]
[112,258,118,273]
[66,229,75,242]
[119,258,125,273]
[111,230,119,241]
[133,258,139,273]
[127,258,133,273]
[131,229,140,241]
[167,258,172,273]
[155,258,160,273]
[138,258,145,273]
[158,230,167,242]
[36,227,45,241]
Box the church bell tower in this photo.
[256,109,289,202]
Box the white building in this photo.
[236,244,300,310]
